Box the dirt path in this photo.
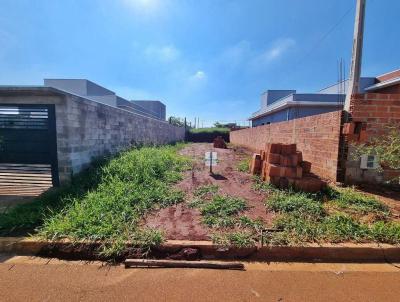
[144,143,273,240]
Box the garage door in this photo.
[0,104,59,188]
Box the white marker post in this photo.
[205,151,217,174]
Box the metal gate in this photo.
[0,104,59,188]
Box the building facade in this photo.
[250,77,379,127]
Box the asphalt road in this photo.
[1,255,400,302]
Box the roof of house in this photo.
[250,93,343,120]
[365,69,400,92]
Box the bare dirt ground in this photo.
[144,143,273,240]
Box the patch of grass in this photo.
[211,231,256,248]
[201,195,247,228]
[238,216,265,232]
[266,191,325,218]
[193,184,219,198]
[252,175,278,194]
[260,183,400,245]
[0,159,107,235]
[327,187,389,217]
[369,221,400,244]
[0,144,190,258]
[237,157,250,173]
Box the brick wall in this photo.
[230,111,342,181]
[345,93,400,184]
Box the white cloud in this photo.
[260,38,296,62]
[191,70,206,81]
[144,44,180,63]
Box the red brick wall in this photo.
[230,111,342,181]
[345,93,400,184]
[350,93,400,136]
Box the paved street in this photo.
[1,254,399,302]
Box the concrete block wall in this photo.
[230,111,342,181]
[56,94,185,183]
[0,91,185,185]
[345,93,400,184]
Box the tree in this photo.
[168,116,185,127]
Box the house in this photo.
[44,79,166,120]
[249,69,400,127]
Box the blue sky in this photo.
[0,0,399,126]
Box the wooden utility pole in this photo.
[344,0,366,112]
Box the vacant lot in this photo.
[144,143,273,243]
[0,142,399,259]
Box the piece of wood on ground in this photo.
[124,259,245,270]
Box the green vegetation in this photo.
[201,195,247,228]
[252,175,278,194]
[189,127,230,134]
[326,186,389,217]
[188,185,263,247]
[0,144,190,257]
[168,116,185,127]
[237,157,250,173]
[352,125,400,182]
[186,127,230,143]
[211,231,256,248]
[261,185,400,245]
[193,184,219,198]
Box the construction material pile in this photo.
[213,136,227,149]
[249,143,325,193]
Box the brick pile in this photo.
[213,136,227,149]
[249,143,326,192]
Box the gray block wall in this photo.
[0,89,185,184]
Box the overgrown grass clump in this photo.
[211,231,256,248]
[237,157,251,173]
[193,184,219,198]
[201,195,247,228]
[261,185,400,245]
[326,187,389,217]
[0,144,190,257]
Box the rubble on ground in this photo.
[213,136,227,149]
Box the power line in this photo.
[293,4,355,70]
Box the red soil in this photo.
[143,143,274,240]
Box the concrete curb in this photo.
[1,237,399,262]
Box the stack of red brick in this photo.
[249,143,326,192]
[213,136,227,149]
